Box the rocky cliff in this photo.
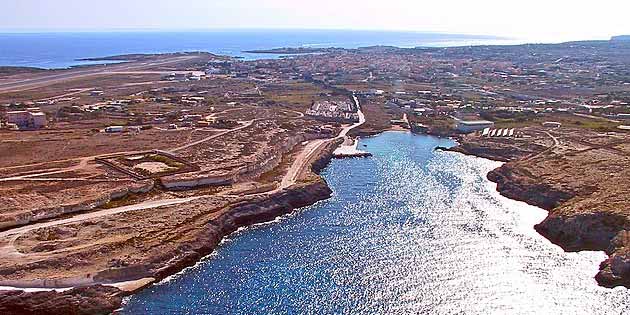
[0,140,340,314]
[486,164,573,210]
[488,163,630,288]
[452,129,630,289]
[143,180,333,283]
[0,180,154,230]
[0,285,122,315]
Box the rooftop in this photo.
[458,120,494,125]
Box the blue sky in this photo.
[1,0,628,41]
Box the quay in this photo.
[333,137,372,158]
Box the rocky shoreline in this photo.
[0,286,123,315]
[448,139,630,289]
[0,141,340,314]
[4,129,627,314]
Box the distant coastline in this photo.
[612,35,630,41]
[243,47,342,54]
[0,30,511,69]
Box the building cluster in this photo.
[306,100,359,122]
[230,43,630,129]
[481,128,517,138]
[162,71,207,82]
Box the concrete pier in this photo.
[333,137,372,158]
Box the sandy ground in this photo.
[0,95,365,291]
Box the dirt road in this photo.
[280,93,365,189]
[169,120,255,153]
[0,95,365,290]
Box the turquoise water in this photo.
[122,132,630,314]
[0,30,512,69]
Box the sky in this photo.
[1,0,629,42]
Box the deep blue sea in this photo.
[122,132,630,314]
[0,30,519,69]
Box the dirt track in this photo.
[0,95,365,291]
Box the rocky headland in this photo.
[450,127,630,288]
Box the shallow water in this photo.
[123,132,630,314]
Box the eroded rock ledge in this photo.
[0,285,122,315]
[0,141,339,314]
[450,133,630,289]
[0,181,333,315]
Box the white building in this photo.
[542,121,562,128]
[105,126,124,133]
[455,120,495,133]
[6,110,47,129]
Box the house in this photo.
[188,71,206,81]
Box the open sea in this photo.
[0,30,521,69]
[122,132,630,314]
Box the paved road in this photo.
[0,56,197,93]
[573,112,620,123]
[279,139,328,189]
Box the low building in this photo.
[105,126,124,133]
[183,114,203,121]
[7,111,30,126]
[32,112,47,126]
[543,121,562,128]
[411,123,429,134]
[197,120,211,127]
[188,72,206,81]
[6,110,47,129]
[455,120,494,133]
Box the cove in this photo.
[122,132,629,314]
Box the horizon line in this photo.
[0,27,510,39]
[0,27,620,44]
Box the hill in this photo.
[611,35,630,41]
